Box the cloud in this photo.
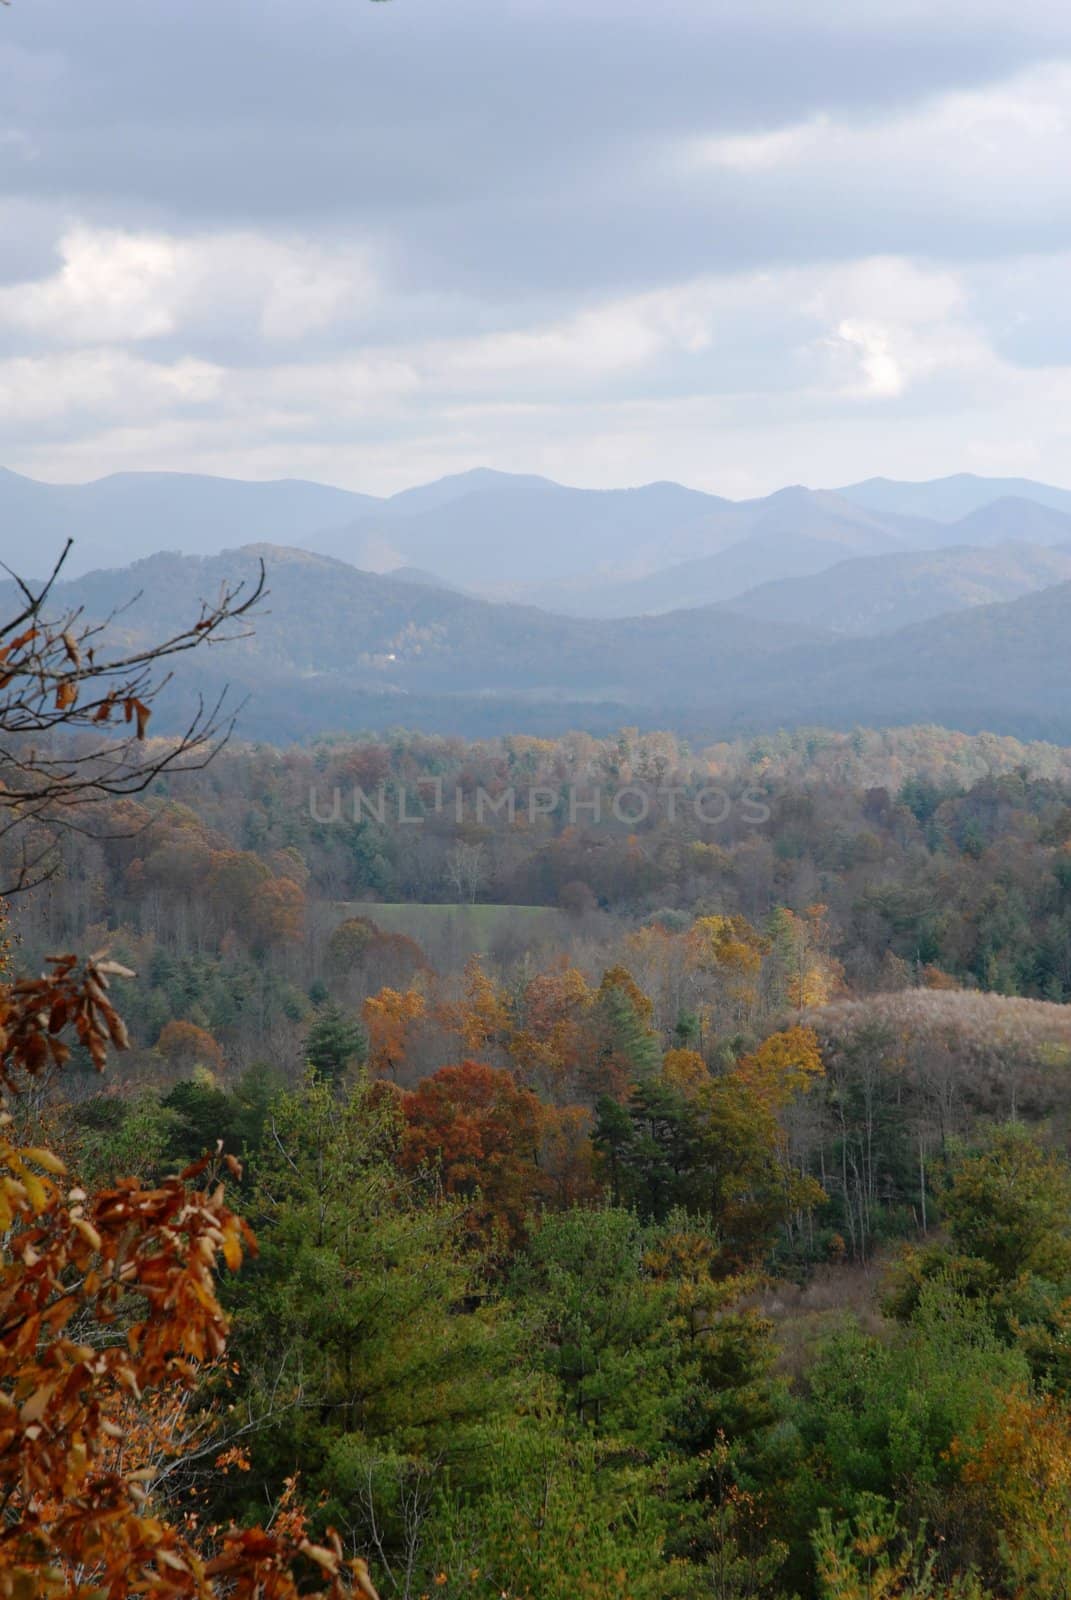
[0,251,1003,475]
[0,349,224,428]
[0,227,379,349]
[682,60,1071,246]
[5,3,1071,500]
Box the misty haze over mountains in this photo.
[7,464,1071,600]
[3,463,1071,743]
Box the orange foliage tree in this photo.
[156,1020,225,1078]
[0,952,378,1599]
[961,1388,1071,1595]
[399,1059,551,1244]
[361,986,426,1079]
[438,956,512,1058]
[506,964,593,1099]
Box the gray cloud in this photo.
[4,1,1071,496]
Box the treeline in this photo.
[13,724,1071,1023]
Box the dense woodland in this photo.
[6,720,1071,1595]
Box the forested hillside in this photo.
[11,719,1071,1595]
[11,542,1071,743]
[727,541,1071,635]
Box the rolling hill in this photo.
[1,545,821,740]
[6,540,1071,745]
[726,542,1071,635]
[731,578,1071,741]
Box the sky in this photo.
[3,0,1071,497]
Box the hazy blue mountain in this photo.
[527,488,914,615]
[730,578,1071,743]
[8,463,1071,613]
[837,473,1071,523]
[934,496,1071,547]
[376,468,558,519]
[4,543,820,733]
[8,541,1071,744]
[727,542,1071,634]
[333,477,727,590]
[0,467,379,577]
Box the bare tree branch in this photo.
[0,541,266,893]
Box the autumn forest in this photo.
[6,707,1071,1597]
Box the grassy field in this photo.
[331,901,568,962]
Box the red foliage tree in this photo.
[399,1060,551,1244]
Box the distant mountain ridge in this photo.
[703,541,1071,635]
[534,498,1071,618]
[0,544,823,741]
[6,465,1071,630]
[0,466,376,576]
[836,473,1071,522]
[6,540,1071,746]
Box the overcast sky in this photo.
[3,0,1071,496]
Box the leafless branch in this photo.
[0,541,266,893]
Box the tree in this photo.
[511,1206,681,1443]
[887,1127,1071,1390]
[444,841,485,904]
[735,1025,824,1112]
[594,1078,701,1222]
[792,1285,1029,1591]
[326,916,377,976]
[813,1496,984,1599]
[694,1067,826,1264]
[157,1018,226,1077]
[507,964,593,1100]
[0,953,378,1599]
[661,1047,709,1098]
[590,965,660,1095]
[517,1204,774,1452]
[304,1002,367,1082]
[961,1389,1071,1598]
[227,1074,525,1587]
[0,542,264,893]
[940,1126,1071,1284]
[0,539,381,1595]
[438,955,511,1057]
[428,1426,682,1600]
[361,987,426,1079]
[399,1059,551,1244]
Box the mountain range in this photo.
[6,466,1071,619]
[4,538,1071,746]
[5,463,1071,743]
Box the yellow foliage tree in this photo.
[736,1025,825,1112]
[661,1047,710,1099]
[361,986,426,1079]
[439,955,512,1056]
[961,1388,1071,1598]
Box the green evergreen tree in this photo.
[303,1000,366,1081]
